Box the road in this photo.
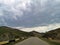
[15,37,49,45]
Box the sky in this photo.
[0,0,60,32]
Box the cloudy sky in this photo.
[0,0,60,32]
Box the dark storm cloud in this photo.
[0,0,60,28]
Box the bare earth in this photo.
[15,37,49,45]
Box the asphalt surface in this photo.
[15,37,49,45]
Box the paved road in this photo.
[15,37,49,45]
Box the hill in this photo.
[29,31,44,38]
[0,26,33,42]
[43,28,60,40]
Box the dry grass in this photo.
[0,41,9,44]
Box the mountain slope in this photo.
[43,28,60,40]
[0,26,33,41]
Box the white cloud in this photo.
[14,23,60,32]
[15,0,31,10]
[0,0,15,5]
[41,0,47,5]
[0,12,3,16]
[0,18,7,25]
[0,0,31,17]
[0,9,4,16]
[55,0,60,2]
